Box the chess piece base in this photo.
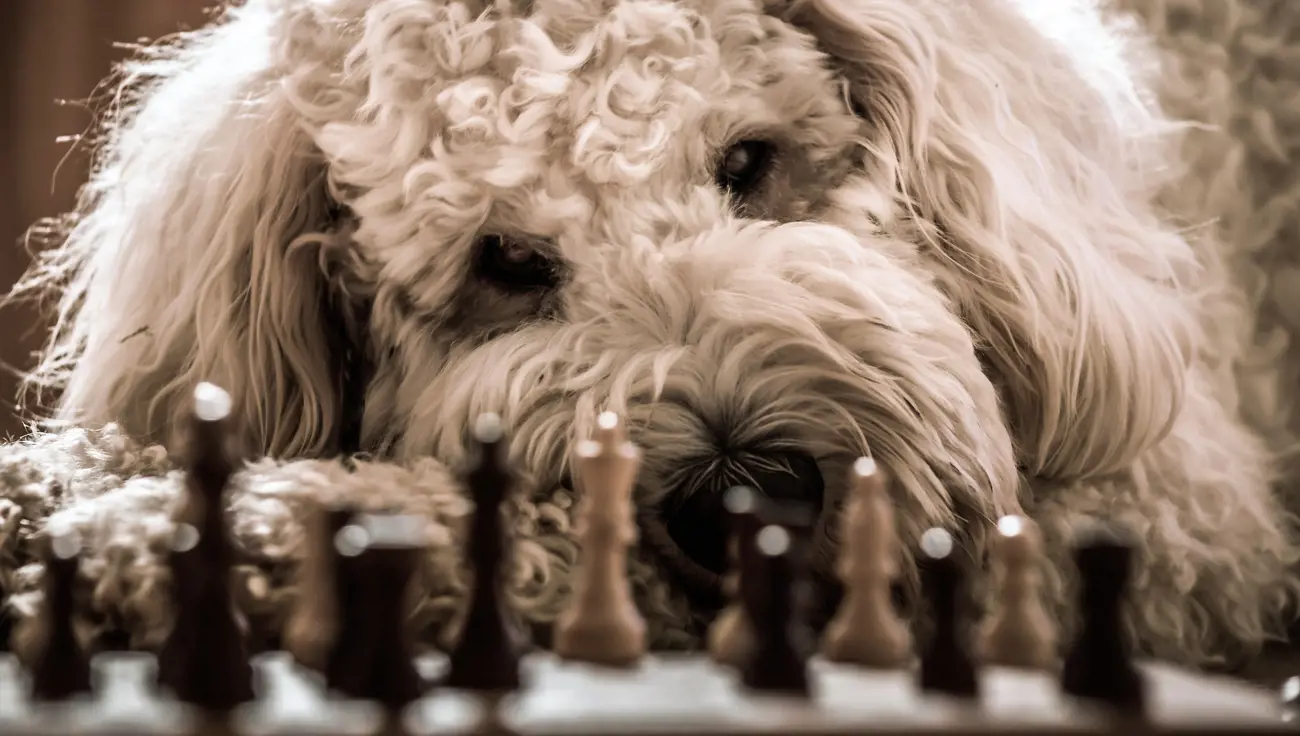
[706,606,753,668]
[820,614,911,669]
[554,614,647,667]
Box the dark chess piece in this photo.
[916,527,979,698]
[155,382,255,713]
[1060,525,1146,718]
[739,524,811,696]
[28,527,92,701]
[324,512,427,709]
[444,413,524,692]
[707,486,765,667]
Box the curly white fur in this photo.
[11,0,1300,666]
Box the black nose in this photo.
[661,449,825,577]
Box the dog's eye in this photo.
[473,235,561,293]
[716,140,775,195]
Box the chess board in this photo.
[0,650,1292,735]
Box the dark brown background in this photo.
[0,0,214,441]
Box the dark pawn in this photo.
[740,524,811,696]
[156,382,254,713]
[916,527,979,698]
[28,529,92,701]
[324,513,426,709]
[1060,526,1146,717]
[444,413,524,692]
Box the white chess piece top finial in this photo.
[920,527,954,559]
[193,382,232,422]
[474,412,504,443]
[756,525,791,556]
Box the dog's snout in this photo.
[660,448,825,579]
[743,449,825,511]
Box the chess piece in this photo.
[445,413,524,691]
[820,457,911,668]
[916,527,979,698]
[286,502,357,672]
[27,527,91,701]
[976,515,1056,670]
[707,486,763,667]
[1281,676,1300,725]
[553,411,647,666]
[156,382,255,713]
[323,513,427,708]
[1060,525,1146,718]
[739,524,811,696]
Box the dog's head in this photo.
[23,0,1200,587]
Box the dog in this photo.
[5,0,1299,668]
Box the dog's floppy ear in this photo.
[16,3,358,457]
[776,0,1198,480]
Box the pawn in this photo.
[707,486,763,667]
[27,527,91,701]
[976,515,1056,670]
[739,525,811,696]
[444,413,524,692]
[820,457,911,668]
[285,503,357,672]
[1060,525,1145,718]
[553,411,647,666]
[916,527,979,698]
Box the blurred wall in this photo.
[0,0,213,440]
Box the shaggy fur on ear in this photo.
[784,0,1300,662]
[2,0,1300,673]
[15,14,358,458]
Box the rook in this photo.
[1060,525,1146,718]
[324,513,427,709]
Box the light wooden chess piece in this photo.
[553,411,647,666]
[820,456,912,668]
[283,501,339,671]
[707,486,762,667]
[976,514,1057,670]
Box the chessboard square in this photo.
[977,666,1102,729]
[0,655,32,724]
[401,689,494,735]
[71,653,195,735]
[808,659,949,726]
[1142,661,1286,727]
[508,653,740,728]
[232,653,384,736]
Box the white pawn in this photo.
[820,457,911,668]
[976,515,1057,670]
[707,486,761,667]
[553,411,647,666]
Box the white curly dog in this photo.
[11,0,1299,667]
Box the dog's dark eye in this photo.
[473,235,561,293]
[716,140,775,195]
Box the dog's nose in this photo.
[661,449,825,577]
[743,449,825,508]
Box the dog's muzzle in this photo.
[641,449,827,610]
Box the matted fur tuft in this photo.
[3,0,1299,669]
